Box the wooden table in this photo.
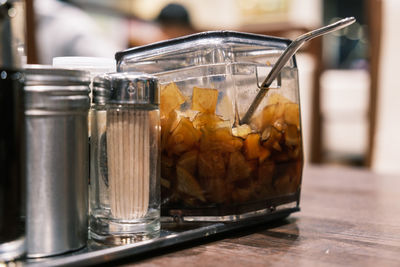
[108,165,400,266]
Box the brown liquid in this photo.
[159,85,303,216]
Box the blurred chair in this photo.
[320,69,370,166]
[369,0,400,174]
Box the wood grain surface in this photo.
[104,165,400,267]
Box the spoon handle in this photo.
[240,17,356,125]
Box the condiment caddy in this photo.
[3,31,306,265]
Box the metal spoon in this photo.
[240,17,356,125]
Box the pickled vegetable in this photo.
[160,82,303,210]
[160,82,186,119]
[192,87,219,114]
[165,117,201,156]
[226,152,253,183]
[176,166,206,202]
[232,124,252,139]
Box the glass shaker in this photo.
[90,72,160,245]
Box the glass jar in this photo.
[90,72,160,245]
[116,31,303,222]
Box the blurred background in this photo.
[23,0,399,173]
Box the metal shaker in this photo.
[0,69,25,262]
[24,66,90,258]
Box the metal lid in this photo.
[115,30,291,62]
[23,66,91,113]
[93,72,159,106]
[24,65,91,87]
[92,73,111,105]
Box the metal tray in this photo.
[20,207,299,266]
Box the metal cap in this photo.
[92,73,111,105]
[93,72,159,107]
[23,66,91,113]
[24,65,91,86]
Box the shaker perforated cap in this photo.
[92,73,111,105]
[93,72,159,106]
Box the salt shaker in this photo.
[90,72,160,245]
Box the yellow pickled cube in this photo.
[192,87,219,114]
[268,93,293,105]
[243,133,270,162]
[192,112,224,130]
[284,124,300,146]
[232,124,252,139]
[199,126,243,153]
[160,82,186,118]
[284,103,300,128]
[256,93,300,131]
[258,146,271,163]
[161,110,179,150]
[260,103,285,129]
[243,133,262,160]
[176,166,206,202]
[166,117,201,156]
[212,127,242,152]
[261,125,282,151]
[197,152,228,203]
[198,152,226,182]
[177,150,198,176]
[226,152,253,183]
[197,152,226,190]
